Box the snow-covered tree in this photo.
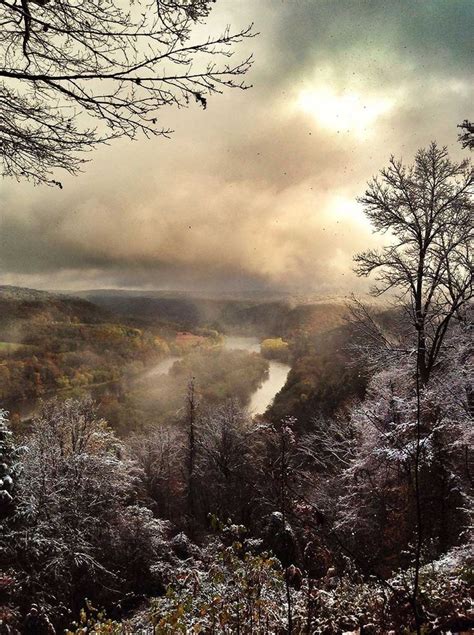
[0,410,17,518]
[130,422,186,520]
[195,400,266,525]
[0,399,163,615]
[334,323,472,572]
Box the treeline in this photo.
[78,289,347,340]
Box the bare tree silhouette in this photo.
[354,143,473,386]
[0,0,255,185]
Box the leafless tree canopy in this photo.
[0,0,254,185]
[354,143,473,384]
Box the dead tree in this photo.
[185,377,197,528]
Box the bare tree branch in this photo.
[0,0,256,185]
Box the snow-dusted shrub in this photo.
[151,530,287,634]
[0,399,165,621]
[0,410,18,516]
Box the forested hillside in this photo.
[0,286,282,435]
[76,289,347,337]
[0,286,169,414]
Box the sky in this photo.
[0,0,472,295]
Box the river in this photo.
[147,335,291,416]
[222,336,291,414]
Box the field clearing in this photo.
[0,341,35,354]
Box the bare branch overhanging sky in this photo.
[0,0,472,294]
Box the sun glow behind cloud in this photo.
[327,195,372,229]
[296,86,394,139]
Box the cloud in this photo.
[270,0,473,84]
[0,0,472,294]
[0,163,374,292]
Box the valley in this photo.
[0,285,349,433]
[1,1,472,630]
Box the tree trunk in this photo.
[186,379,197,530]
